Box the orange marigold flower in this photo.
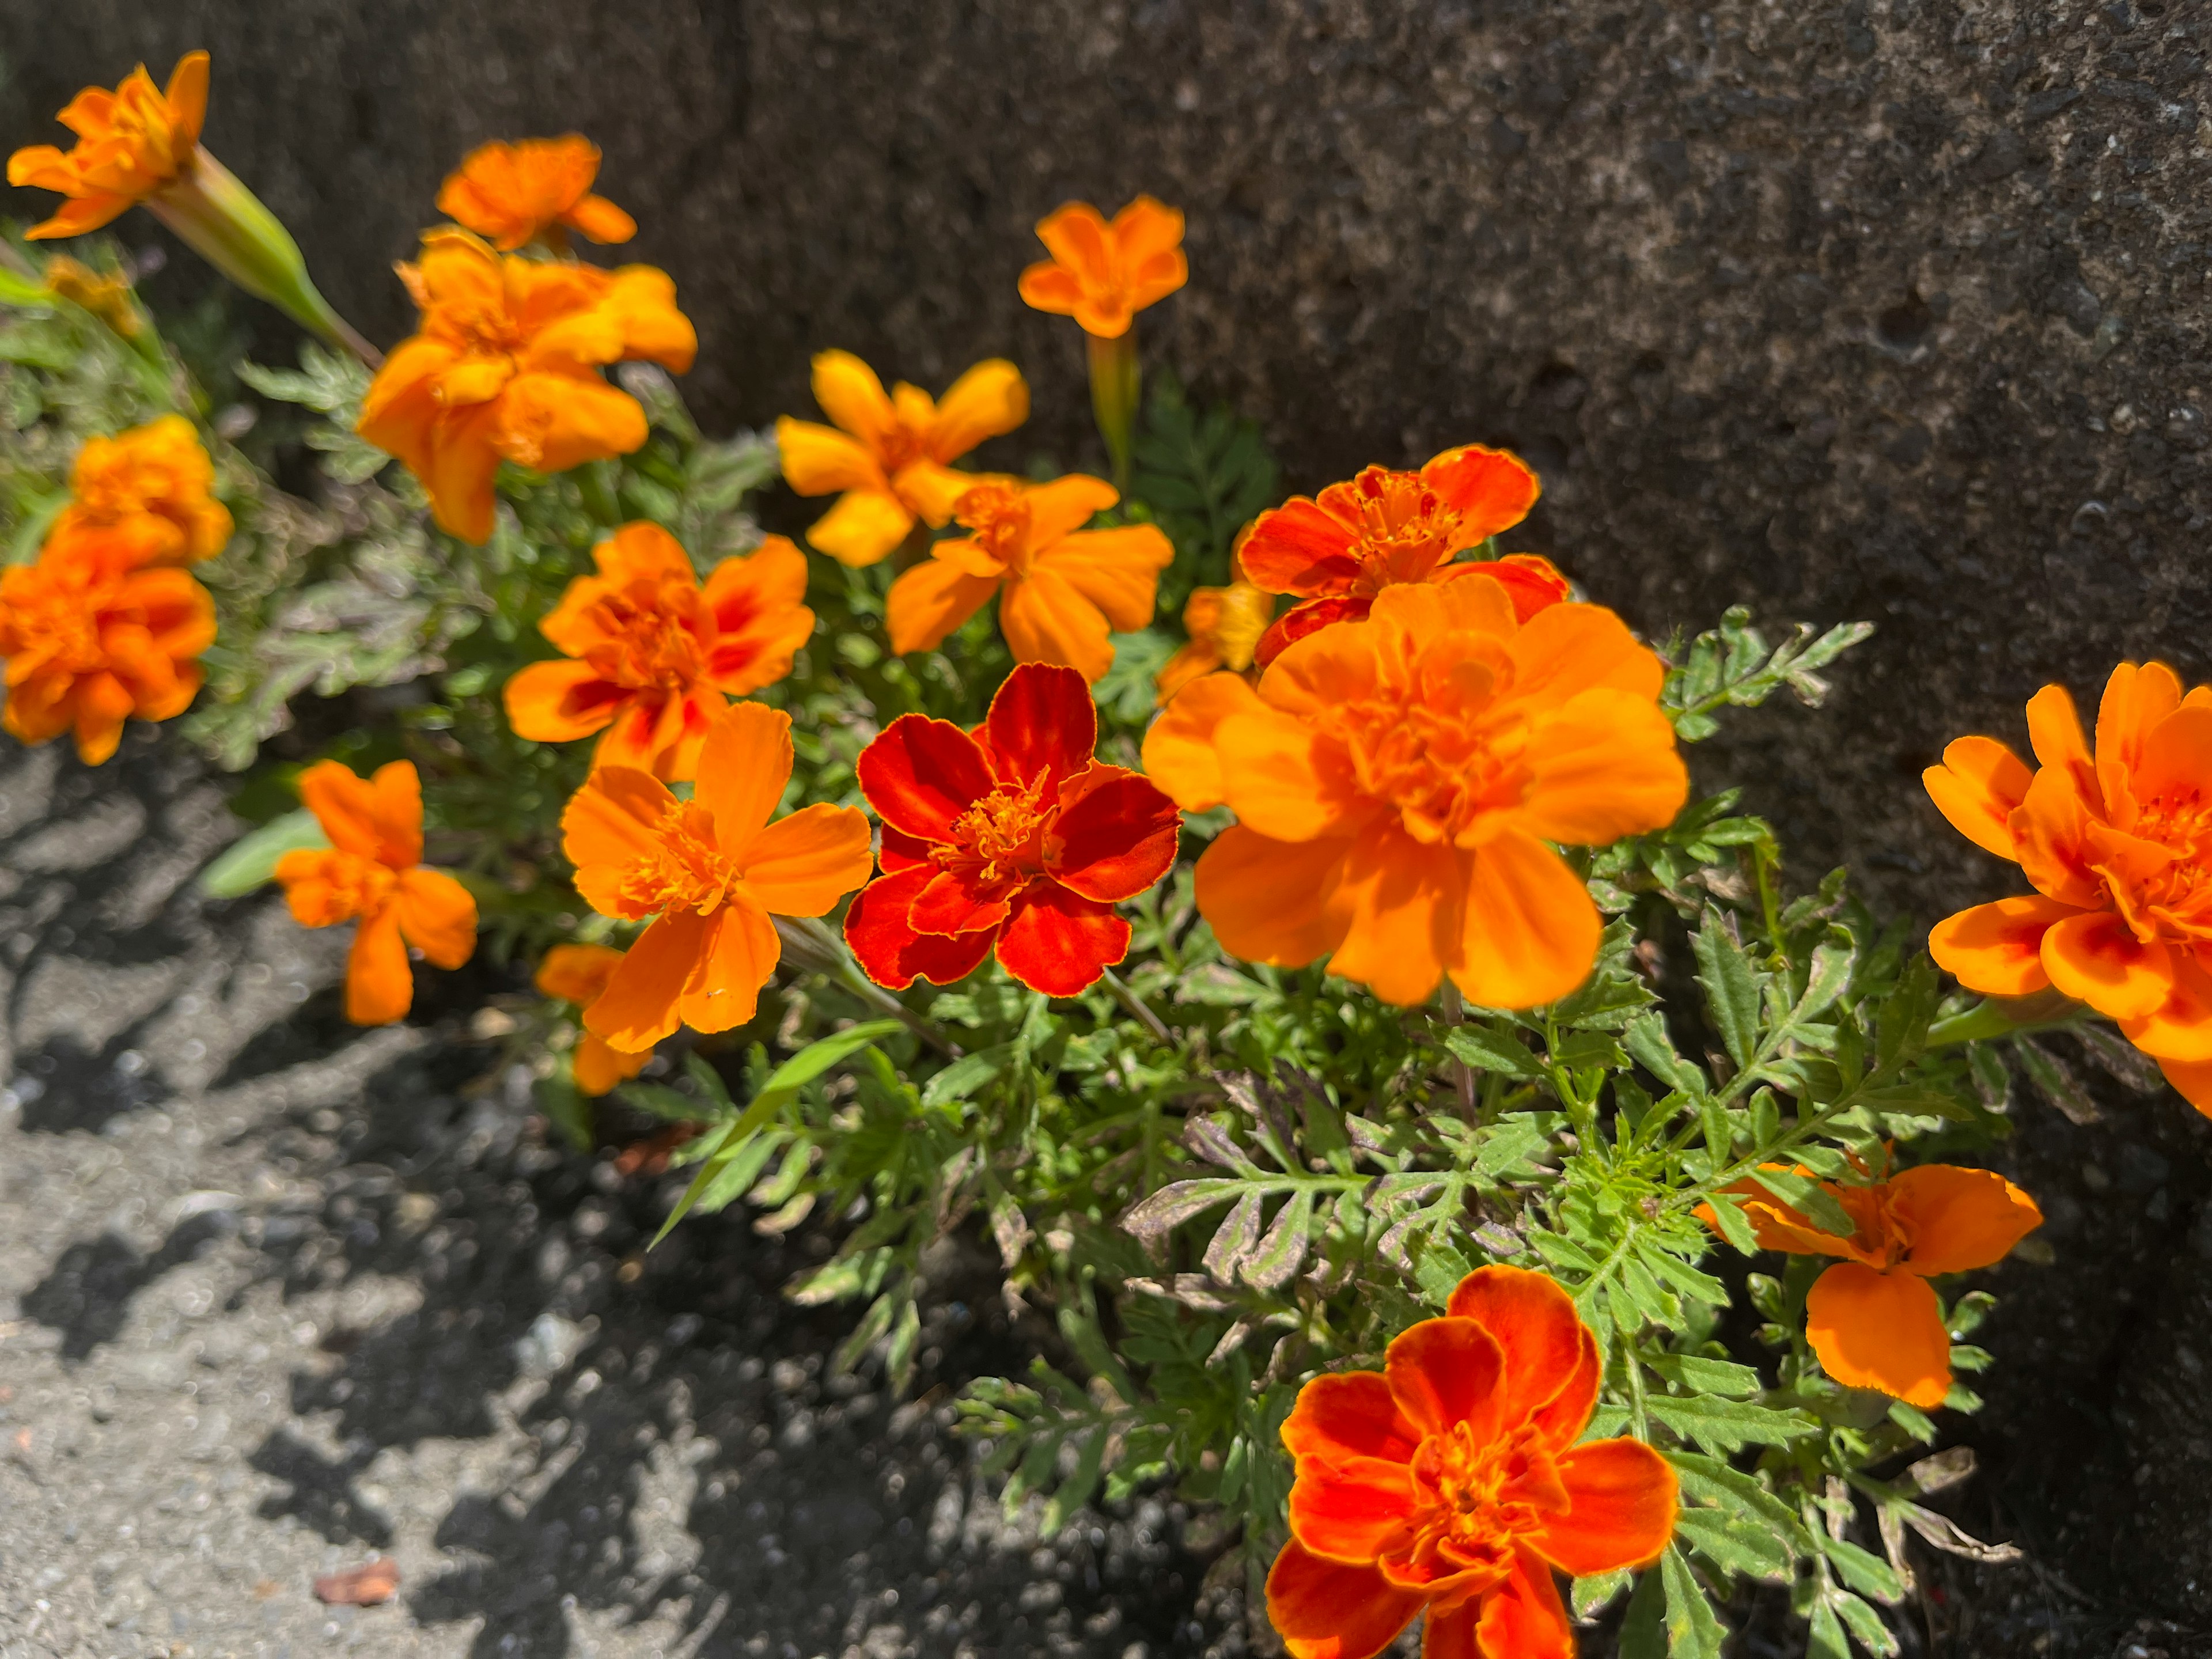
[6,52,207,239]
[1144,578,1687,1009]
[1699,1165,2041,1407]
[775,349,1029,567]
[536,942,648,1096]
[274,760,478,1027]
[1925,661,2212,1118]
[0,529,214,765]
[560,700,874,1052]
[50,415,233,568]
[886,475,1172,684]
[357,228,697,545]
[1153,539,1275,708]
[1240,444,1563,667]
[1267,1265,1677,1659]
[1017,197,1188,340]
[436,135,637,253]
[504,522,814,782]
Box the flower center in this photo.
[955,484,1035,574]
[582,577,708,690]
[620,801,740,915]
[1399,1421,1568,1584]
[2108,785,2212,940]
[1343,467,1467,592]
[324,854,399,923]
[876,419,929,476]
[1324,646,1533,843]
[944,785,1050,889]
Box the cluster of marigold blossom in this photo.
[9,51,2200,1659]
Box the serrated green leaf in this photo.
[921,1043,1013,1107]
[1659,1546,1726,1658]
[1241,1188,1315,1290]
[1646,1393,1819,1454]
[1649,1354,1763,1398]
[1700,1191,1760,1256]
[1747,1165,1858,1239]
[1119,1178,1244,1242]
[1444,1024,1543,1078]
[1674,1502,1794,1582]
[1692,920,1762,1070]
[1821,1534,1905,1604]
[1831,1589,1902,1655]
[1667,1450,1818,1552]
[1623,1014,1708,1096]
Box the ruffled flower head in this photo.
[358,228,696,544]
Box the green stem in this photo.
[1439,982,1478,1122]
[1101,965,1172,1047]
[148,148,382,367]
[1923,991,2085,1050]
[1085,328,1140,494]
[774,916,960,1058]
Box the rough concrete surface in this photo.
[5,0,2212,1652]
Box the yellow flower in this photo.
[775,350,1028,567]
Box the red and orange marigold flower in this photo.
[0,529,215,764]
[6,51,208,239]
[846,662,1181,997]
[357,228,696,544]
[561,700,874,1052]
[274,760,479,1027]
[1145,578,1687,1009]
[51,415,233,568]
[1017,197,1188,340]
[504,522,814,781]
[535,942,649,1096]
[775,349,1030,567]
[1925,662,2212,1116]
[1700,1164,2041,1407]
[1240,444,1563,667]
[1268,1265,1676,1659]
[886,475,1172,684]
[436,135,637,253]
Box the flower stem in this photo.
[1085,328,1140,494]
[774,916,960,1058]
[1923,990,2085,1050]
[150,149,382,368]
[1439,982,1478,1122]
[1101,965,1172,1046]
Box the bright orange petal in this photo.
[1890,1165,2043,1277]
[1504,600,1666,704]
[505,658,626,742]
[998,567,1116,681]
[1527,1438,1677,1575]
[536,941,624,1005]
[775,416,887,497]
[1923,736,2033,862]
[926,358,1029,461]
[1469,1546,1573,1659]
[2025,681,2095,787]
[887,557,1001,655]
[1039,526,1174,632]
[1383,1314,1506,1443]
[1442,1266,1595,1437]
[2157,1055,2212,1120]
[1516,689,1687,846]
[1217,704,1352,841]
[2118,950,2212,1062]
[562,766,676,890]
[1453,827,1600,1011]
[1192,826,1351,968]
[692,699,796,850]
[164,51,210,148]
[1287,1455,1418,1565]
[573,1032,647,1096]
[1141,670,1268,811]
[393,868,478,969]
[1281,1372,1422,1467]
[345,903,414,1026]
[676,896,779,1035]
[2095,660,2182,825]
[1024,475,1122,545]
[1264,1540,1425,1659]
[1805,1263,1950,1407]
[2038,907,2175,1018]
[803,487,914,567]
[1927,895,2076,997]
[1418,444,1540,543]
[297,759,388,862]
[810,349,899,450]
[585,907,712,1051]
[1323,819,1460,1007]
[740,802,874,917]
